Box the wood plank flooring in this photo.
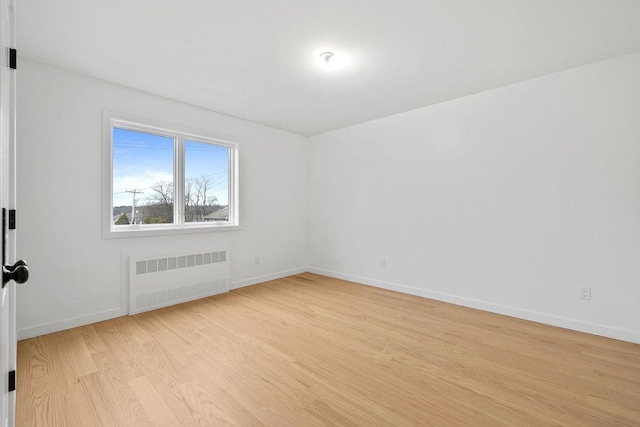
[17,273,640,426]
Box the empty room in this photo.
[0,0,638,425]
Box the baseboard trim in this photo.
[17,307,127,341]
[18,267,639,344]
[308,267,640,344]
[17,266,308,340]
[231,267,308,290]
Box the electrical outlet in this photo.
[380,259,386,268]
[580,286,591,300]
[254,256,260,265]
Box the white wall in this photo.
[16,60,308,339]
[16,53,640,344]
[308,53,640,343]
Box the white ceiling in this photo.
[17,0,640,136]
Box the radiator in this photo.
[128,249,230,314]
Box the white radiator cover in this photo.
[128,249,230,314]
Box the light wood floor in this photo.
[17,273,640,426]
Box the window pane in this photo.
[112,127,174,225]
[184,140,229,223]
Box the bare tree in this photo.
[184,177,194,220]
[145,181,173,223]
[185,176,218,222]
[142,177,219,223]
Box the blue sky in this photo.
[112,128,229,207]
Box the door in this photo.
[0,0,25,426]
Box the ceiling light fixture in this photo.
[314,49,351,72]
[317,50,343,71]
[320,51,335,64]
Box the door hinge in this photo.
[8,370,15,392]
[9,48,16,70]
[8,210,15,230]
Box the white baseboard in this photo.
[18,266,639,345]
[17,267,307,340]
[17,307,128,340]
[231,267,308,290]
[308,267,640,344]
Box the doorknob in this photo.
[2,260,28,287]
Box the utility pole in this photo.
[125,189,144,224]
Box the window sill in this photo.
[103,223,241,239]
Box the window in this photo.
[104,113,239,237]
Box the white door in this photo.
[0,0,23,426]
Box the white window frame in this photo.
[103,111,240,238]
